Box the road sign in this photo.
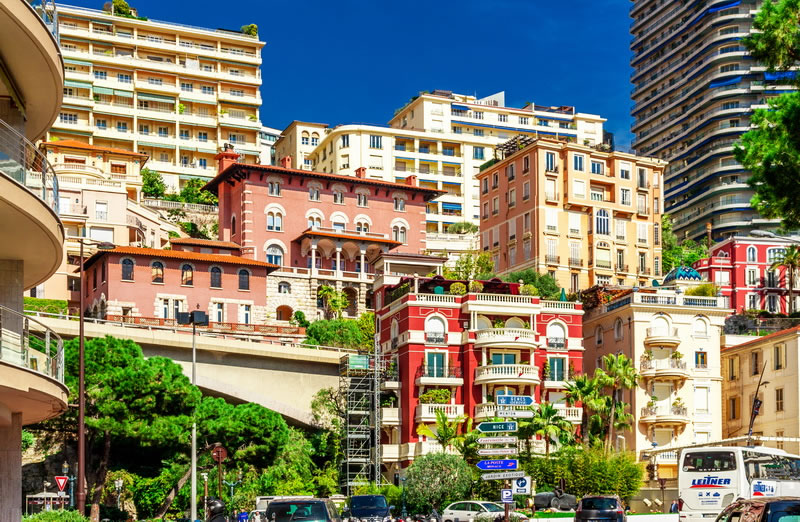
[478,436,518,445]
[497,395,534,406]
[477,421,518,433]
[54,476,68,492]
[476,459,518,471]
[501,489,514,504]
[477,447,519,456]
[513,476,532,495]
[211,446,228,463]
[481,471,525,481]
[58,491,66,498]
[496,410,534,418]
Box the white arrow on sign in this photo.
[481,471,525,481]
[497,410,534,418]
[477,447,519,456]
[477,436,518,445]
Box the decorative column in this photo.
[335,247,342,278]
[310,244,317,276]
[359,249,366,282]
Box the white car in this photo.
[442,501,528,522]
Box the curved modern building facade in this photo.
[0,1,68,519]
[630,0,792,240]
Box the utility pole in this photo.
[504,480,510,522]
[747,361,768,446]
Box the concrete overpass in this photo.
[31,314,345,426]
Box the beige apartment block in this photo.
[34,140,180,308]
[273,121,328,170]
[49,3,265,192]
[583,268,730,478]
[478,136,667,291]
[721,327,800,455]
[277,91,606,257]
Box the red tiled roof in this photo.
[169,238,241,249]
[42,139,148,158]
[202,163,445,201]
[722,325,800,352]
[295,229,402,246]
[82,246,278,271]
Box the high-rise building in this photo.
[629,0,791,240]
[259,125,280,166]
[478,136,667,290]
[50,3,265,191]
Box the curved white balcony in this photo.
[474,364,540,386]
[639,405,690,426]
[415,403,464,423]
[644,327,681,346]
[640,358,690,381]
[474,328,538,349]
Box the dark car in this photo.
[533,490,578,511]
[715,497,800,522]
[575,495,625,522]
[265,499,342,522]
[346,494,392,522]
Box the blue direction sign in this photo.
[476,459,519,471]
[477,421,518,433]
[497,395,534,406]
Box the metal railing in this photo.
[142,198,218,214]
[0,305,64,383]
[0,118,59,213]
[546,337,566,349]
[415,364,462,379]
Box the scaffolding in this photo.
[339,353,382,495]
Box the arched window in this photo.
[595,326,603,345]
[238,269,250,290]
[595,209,609,235]
[301,131,310,146]
[651,315,669,336]
[505,317,525,329]
[307,216,322,228]
[278,281,291,294]
[231,215,237,235]
[333,189,344,204]
[546,322,566,348]
[425,316,446,344]
[181,264,193,286]
[356,221,370,233]
[693,317,709,337]
[266,245,283,266]
[267,211,283,231]
[476,315,492,330]
[151,261,164,283]
[392,225,407,243]
[121,258,134,281]
[210,266,222,288]
[747,246,757,262]
[614,318,624,340]
[309,186,320,201]
[391,319,399,339]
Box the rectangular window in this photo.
[546,209,558,232]
[776,388,784,412]
[523,156,530,173]
[548,358,566,381]
[752,351,761,375]
[728,356,739,380]
[519,116,529,125]
[747,268,757,286]
[591,161,604,174]
[568,212,581,235]
[341,134,349,147]
[774,344,785,370]
[369,135,382,149]
[473,146,484,160]
[546,152,556,172]
[94,70,107,80]
[573,180,586,199]
[620,163,631,179]
[473,129,484,136]
[498,114,508,122]
[621,188,631,206]
[695,351,708,369]
[590,188,604,201]
[508,189,516,207]
[427,352,446,374]
[573,154,584,171]
[181,82,193,92]
[523,182,530,200]
[523,212,530,231]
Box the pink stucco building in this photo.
[202,148,443,320]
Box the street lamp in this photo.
[62,461,76,509]
[223,471,243,519]
[114,478,123,509]
[747,361,769,446]
[400,476,407,518]
[76,238,115,514]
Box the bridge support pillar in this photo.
[0,412,22,522]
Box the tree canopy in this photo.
[405,453,472,513]
[503,269,561,299]
[661,215,709,271]
[442,251,495,280]
[141,168,166,199]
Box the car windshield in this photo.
[582,498,617,510]
[482,504,504,513]
[266,502,327,522]
[350,496,388,515]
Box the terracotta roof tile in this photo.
[722,325,800,352]
[42,139,148,158]
[82,246,277,271]
[295,229,401,246]
[170,238,241,249]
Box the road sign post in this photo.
[496,396,534,407]
[477,447,519,456]
[477,436,518,445]
[481,471,525,481]
[513,476,532,495]
[477,422,518,433]
[476,459,518,471]
[54,476,68,493]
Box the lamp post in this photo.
[62,461,76,510]
[747,361,769,446]
[223,471,243,519]
[114,478,123,509]
[201,472,209,520]
[400,476,407,519]
[76,238,115,514]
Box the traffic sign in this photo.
[58,491,66,498]
[478,436,518,445]
[496,410,534,418]
[497,395,534,406]
[513,476,532,495]
[211,446,228,463]
[501,489,514,504]
[477,447,519,456]
[477,421,518,433]
[476,459,518,471]
[54,476,68,492]
[481,471,525,481]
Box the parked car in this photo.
[265,499,342,522]
[345,494,393,522]
[533,490,578,511]
[575,495,625,522]
[715,497,800,522]
[442,501,529,522]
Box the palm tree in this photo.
[317,285,348,319]
[599,354,638,453]
[771,245,800,314]
[528,402,573,456]
[564,374,603,443]
[416,409,466,450]
[452,416,481,463]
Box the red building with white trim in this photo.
[374,272,584,475]
[692,235,800,314]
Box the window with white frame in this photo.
[546,209,558,232]
[573,154,585,171]
[424,316,446,344]
[747,246,757,262]
[266,210,283,231]
[616,219,627,240]
[747,268,758,286]
[573,179,586,198]
[569,212,581,235]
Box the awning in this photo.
[65,58,93,67]
[137,141,172,148]
[219,122,258,130]
[442,181,461,186]
[179,174,213,181]
[765,71,797,81]
[395,136,414,140]
[92,86,114,95]
[138,92,175,102]
[709,1,740,13]
[442,161,461,166]
[179,146,197,152]
[114,90,133,98]
[91,19,113,25]
[709,76,742,88]
[451,104,469,111]
[420,179,437,183]
[197,148,217,154]
[394,156,415,161]
[442,203,462,210]
[65,80,92,89]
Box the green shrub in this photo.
[449,282,467,295]
[405,453,472,512]
[24,512,89,522]
[24,297,68,315]
[685,283,718,297]
[240,23,258,36]
[520,284,538,296]
[418,389,451,404]
[469,280,484,293]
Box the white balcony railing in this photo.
[475,328,537,346]
[475,364,540,384]
[1,305,64,383]
[415,403,464,422]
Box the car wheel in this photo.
[550,498,561,510]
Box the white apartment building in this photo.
[287,91,606,243]
[50,3,265,191]
[273,120,328,171]
[259,125,280,165]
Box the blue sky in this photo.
[63,0,636,144]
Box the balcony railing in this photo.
[0,305,64,383]
[546,255,560,264]
[569,257,583,267]
[475,328,537,345]
[415,364,462,379]
[0,118,60,213]
[640,358,687,372]
[416,403,464,421]
[646,327,679,338]
[475,363,540,382]
[424,333,446,344]
[142,198,219,214]
[616,264,629,273]
[546,337,566,349]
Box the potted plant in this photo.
[177,103,186,114]
[248,114,258,122]
[448,282,466,296]
[469,280,484,293]
[642,350,654,360]
[493,318,505,329]
[647,396,658,407]
[671,351,683,360]
[672,398,684,408]
[542,361,551,380]
[219,108,229,116]
[519,284,538,296]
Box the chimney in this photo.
[215,144,240,174]
[355,167,367,178]
[405,175,418,187]
[279,156,292,169]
